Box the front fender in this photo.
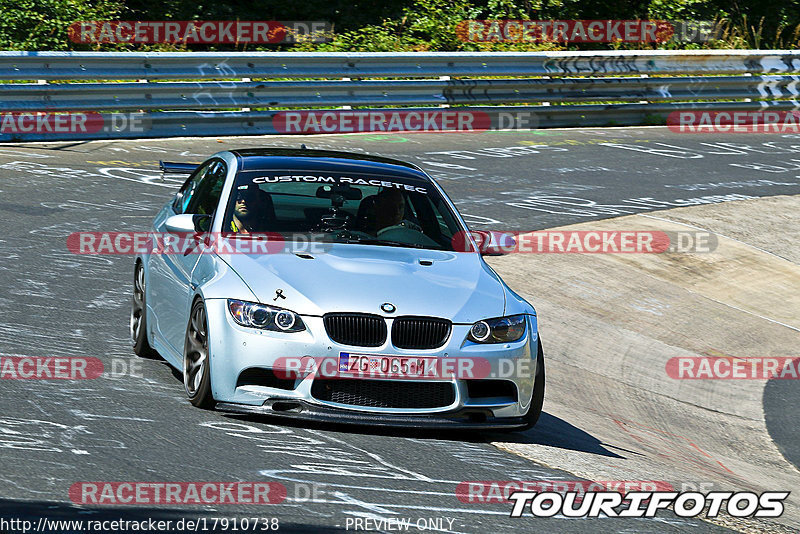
[193,254,258,303]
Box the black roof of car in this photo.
[230,148,428,180]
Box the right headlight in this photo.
[227,299,306,332]
[468,315,527,344]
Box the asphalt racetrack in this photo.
[0,127,799,533]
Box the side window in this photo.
[186,160,227,216]
[173,161,213,214]
[172,160,227,216]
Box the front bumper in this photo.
[205,299,539,422]
[215,400,530,429]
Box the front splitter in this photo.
[215,400,526,430]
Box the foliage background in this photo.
[0,0,797,51]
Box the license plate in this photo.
[338,352,435,379]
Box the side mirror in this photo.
[165,214,210,233]
[472,230,517,256]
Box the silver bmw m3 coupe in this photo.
[131,148,544,430]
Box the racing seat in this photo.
[256,189,276,228]
[356,195,378,234]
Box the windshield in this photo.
[221,170,465,251]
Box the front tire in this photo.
[518,338,545,431]
[131,261,159,359]
[184,299,214,408]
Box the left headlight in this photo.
[227,299,306,332]
[468,315,527,343]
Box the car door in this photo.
[149,159,227,359]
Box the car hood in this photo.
[220,244,506,323]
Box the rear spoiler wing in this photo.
[159,161,199,174]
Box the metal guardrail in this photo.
[16,102,792,140]
[2,76,800,112]
[2,50,800,79]
[0,50,798,140]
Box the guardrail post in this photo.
[341,77,352,110]
[439,76,450,108]
[639,74,648,104]
[242,77,251,112]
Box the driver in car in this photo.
[374,189,438,246]
[230,185,260,233]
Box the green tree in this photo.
[0,0,123,50]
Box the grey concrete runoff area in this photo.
[0,126,798,533]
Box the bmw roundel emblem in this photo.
[381,303,396,313]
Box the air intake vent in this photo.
[311,379,455,409]
[323,313,387,347]
[392,317,452,350]
[236,368,296,390]
[466,379,518,401]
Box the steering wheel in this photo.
[378,219,423,235]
